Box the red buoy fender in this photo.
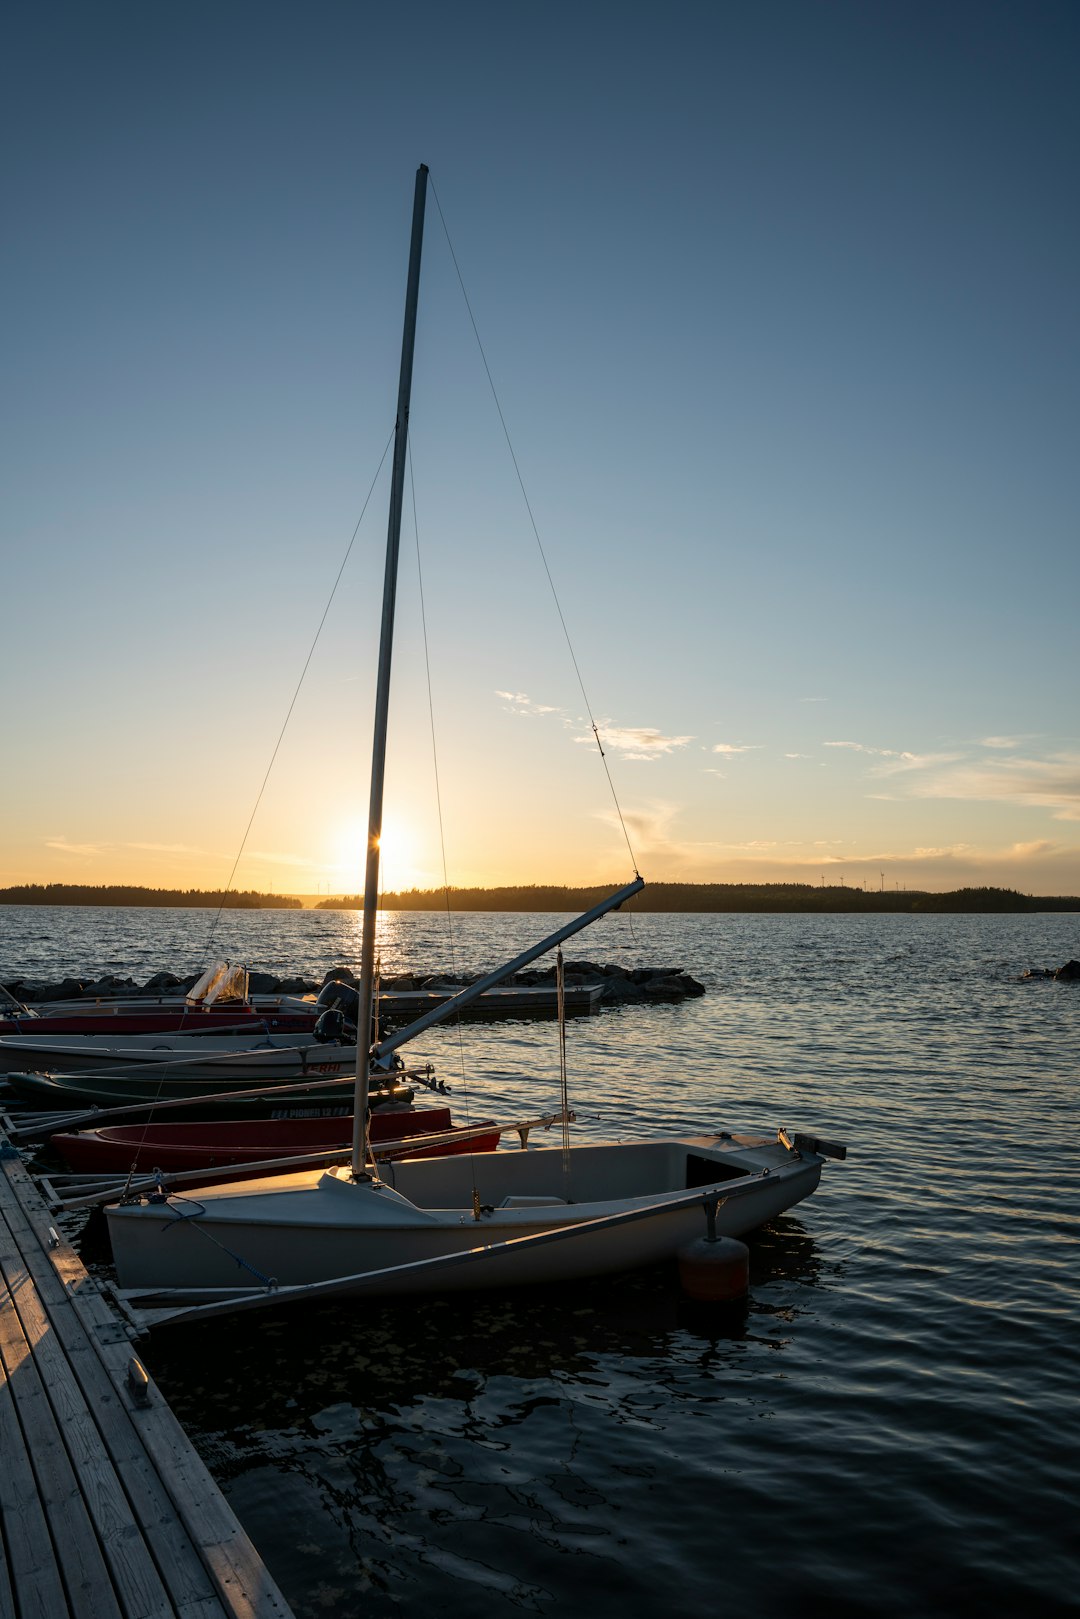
[676,1233,750,1302]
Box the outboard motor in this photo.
[317,979,359,1018]
[312,1007,347,1044]
[315,979,359,1040]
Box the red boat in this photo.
[0,1006,320,1037]
[0,963,321,1036]
[48,1105,501,1181]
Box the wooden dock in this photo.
[377,982,603,1017]
[0,1136,294,1619]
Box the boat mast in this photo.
[351,163,429,1179]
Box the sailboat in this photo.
[105,166,844,1314]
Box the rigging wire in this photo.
[429,176,640,879]
[407,436,475,1145]
[198,429,396,966]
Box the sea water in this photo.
[1,904,1077,1617]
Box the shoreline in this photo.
[2,882,1078,915]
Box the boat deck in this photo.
[0,1133,294,1619]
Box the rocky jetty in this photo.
[1,961,706,1008]
[323,960,706,1005]
[0,969,315,1003]
[1020,959,1080,983]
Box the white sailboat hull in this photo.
[106,1131,823,1298]
[0,1031,354,1081]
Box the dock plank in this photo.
[0,1236,124,1619]
[0,1147,293,1619]
[0,1217,177,1619]
[0,1186,223,1619]
[0,1331,70,1619]
[0,1538,13,1619]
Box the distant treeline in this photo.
[0,884,302,910]
[4,881,1076,914]
[317,882,1079,914]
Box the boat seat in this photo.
[497,1194,568,1208]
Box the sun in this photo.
[374,817,419,892]
[329,815,425,894]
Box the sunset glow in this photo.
[2,7,1077,900]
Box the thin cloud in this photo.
[497,693,690,762]
[871,751,965,776]
[495,690,564,718]
[711,742,758,756]
[907,752,1080,823]
[582,725,694,760]
[595,801,699,868]
[46,837,106,857]
[579,826,1080,888]
[822,737,1080,819]
[248,849,324,869]
[126,841,209,856]
[825,739,901,756]
[824,741,965,774]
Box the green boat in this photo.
[2,1064,419,1119]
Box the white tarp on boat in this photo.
[186,962,250,1007]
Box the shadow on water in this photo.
[144,1216,827,1432]
[123,1218,831,1617]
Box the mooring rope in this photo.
[152,1194,279,1288]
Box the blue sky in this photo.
[3,0,1078,896]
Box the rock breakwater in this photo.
[2,961,707,1008]
[1021,958,1080,982]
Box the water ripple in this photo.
[5,905,1079,1617]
